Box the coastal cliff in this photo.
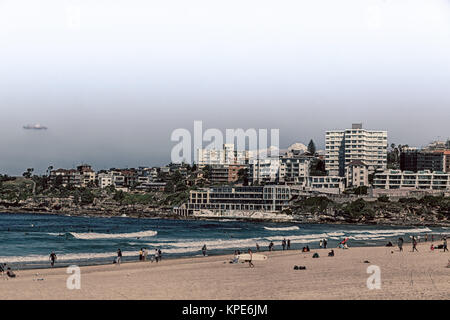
[1,194,449,226]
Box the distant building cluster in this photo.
[38,123,450,215]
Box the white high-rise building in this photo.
[196,144,251,165]
[325,123,388,176]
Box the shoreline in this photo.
[1,209,449,227]
[2,242,449,300]
[4,231,449,272]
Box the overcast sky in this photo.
[1,0,450,175]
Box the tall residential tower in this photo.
[325,123,388,176]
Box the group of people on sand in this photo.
[398,235,448,252]
[114,248,162,265]
[0,263,16,279]
[230,249,254,268]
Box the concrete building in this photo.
[186,185,293,212]
[249,158,280,184]
[210,164,246,184]
[304,176,345,194]
[373,170,450,190]
[325,123,387,176]
[279,156,311,184]
[345,160,369,188]
[97,172,113,188]
[49,169,81,187]
[400,150,445,173]
[196,144,252,165]
[77,164,96,187]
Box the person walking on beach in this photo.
[202,244,207,256]
[158,249,162,261]
[154,249,159,263]
[287,239,291,250]
[398,237,404,252]
[323,239,328,249]
[269,241,274,251]
[117,249,122,265]
[247,249,254,268]
[139,248,144,261]
[282,238,286,250]
[319,239,323,248]
[412,237,418,252]
[443,237,448,252]
[49,252,57,267]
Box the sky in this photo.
[1,0,450,175]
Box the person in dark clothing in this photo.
[117,249,122,265]
[282,239,286,250]
[49,252,57,267]
[323,239,328,249]
[398,237,404,252]
[287,239,291,250]
[443,237,448,252]
[202,244,207,256]
[412,237,418,252]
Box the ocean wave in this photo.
[347,227,431,235]
[69,230,158,240]
[0,250,142,264]
[264,226,299,231]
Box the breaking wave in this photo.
[264,226,299,231]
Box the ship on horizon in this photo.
[23,123,48,130]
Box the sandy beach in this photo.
[2,242,449,300]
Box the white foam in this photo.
[0,250,141,264]
[69,230,157,240]
[264,226,300,231]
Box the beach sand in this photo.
[2,243,449,300]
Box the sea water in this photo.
[0,212,446,269]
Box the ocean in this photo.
[0,212,447,269]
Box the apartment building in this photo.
[210,164,246,184]
[373,170,450,190]
[186,185,293,212]
[249,158,280,184]
[325,123,387,176]
[345,160,369,188]
[279,156,311,184]
[97,172,113,188]
[49,169,81,187]
[304,176,345,194]
[77,164,96,187]
[196,144,252,165]
[400,150,445,173]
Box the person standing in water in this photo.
[202,244,207,256]
[49,252,57,267]
[287,239,291,250]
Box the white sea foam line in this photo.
[0,250,141,264]
[347,227,431,235]
[264,226,300,231]
[68,230,158,240]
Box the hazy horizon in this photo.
[1,0,450,175]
